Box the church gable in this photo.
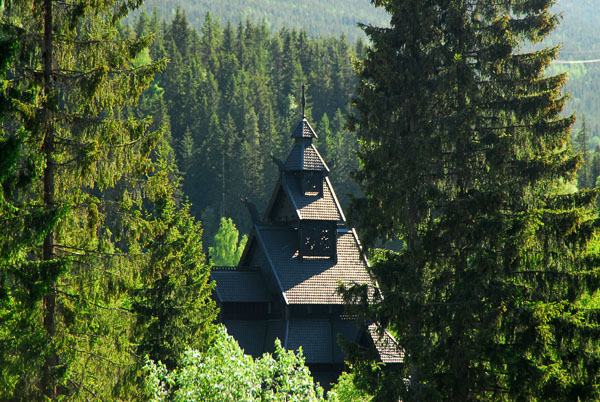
[282,174,344,222]
[264,182,297,224]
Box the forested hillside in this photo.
[127,10,362,239]
[549,0,600,142]
[131,0,390,43]
[131,0,600,197]
[3,0,600,400]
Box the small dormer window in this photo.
[302,172,322,196]
[299,221,336,258]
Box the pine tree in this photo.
[346,1,600,401]
[590,146,600,188]
[327,109,359,207]
[199,12,223,76]
[0,33,65,396]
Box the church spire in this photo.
[302,83,306,118]
[291,84,317,139]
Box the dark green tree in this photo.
[590,146,600,188]
[346,1,600,401]
[0,32,65,396]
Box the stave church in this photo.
[210,91,402,388]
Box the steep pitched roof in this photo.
[284,142,329,172]
[253,226,372,304]
[211,269,272,303]
[281,175,344,221]
[291,118,318,139]
[368,324,404,364]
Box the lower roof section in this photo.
[211,268,271,303]
[368,324,404,364]
[223,318,402,365]
[224,318,360,364]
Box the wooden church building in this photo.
[211,102,402,387]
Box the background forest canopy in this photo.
[127,0,600,247]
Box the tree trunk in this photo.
[41,0,57,398]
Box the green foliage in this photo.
[133,147,218,371]
[347,0,600,401]
[144,325,325,402]
[544,0,600,141]
[209,216,247,266]
[0,132,65,397]
[0,21,65,398]
[327,372,372,402]
[0,0,217,399]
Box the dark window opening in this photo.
[302,172,323,196]
[300,221,336,258]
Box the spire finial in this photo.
[301,84,306,118]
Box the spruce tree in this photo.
[0,32,64,396]
[0,0,170,398]
[347,1,600,401]
[575,115,590,188]
[132,151,217,371]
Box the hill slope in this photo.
[135,0,598,134]
[134,0,389,43]
[548,0,600,142]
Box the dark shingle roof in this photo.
[224,319,402,365]
[265,320,287,354]
[224,320,267,357]
[287,319,332,363]
[285,319,361,363]
[271,318,360,364]
[255,227,372,304]
[291,118,317,139]
[211,270,271,302]
[284,142,329,172]
[333,319,362,362]
[368,324,404,363]
[282,175,343,221]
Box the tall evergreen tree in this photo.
[0,0,177,398]
[0,32,65,396]
[346,1,600,401]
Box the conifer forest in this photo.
[1,0,600,400]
